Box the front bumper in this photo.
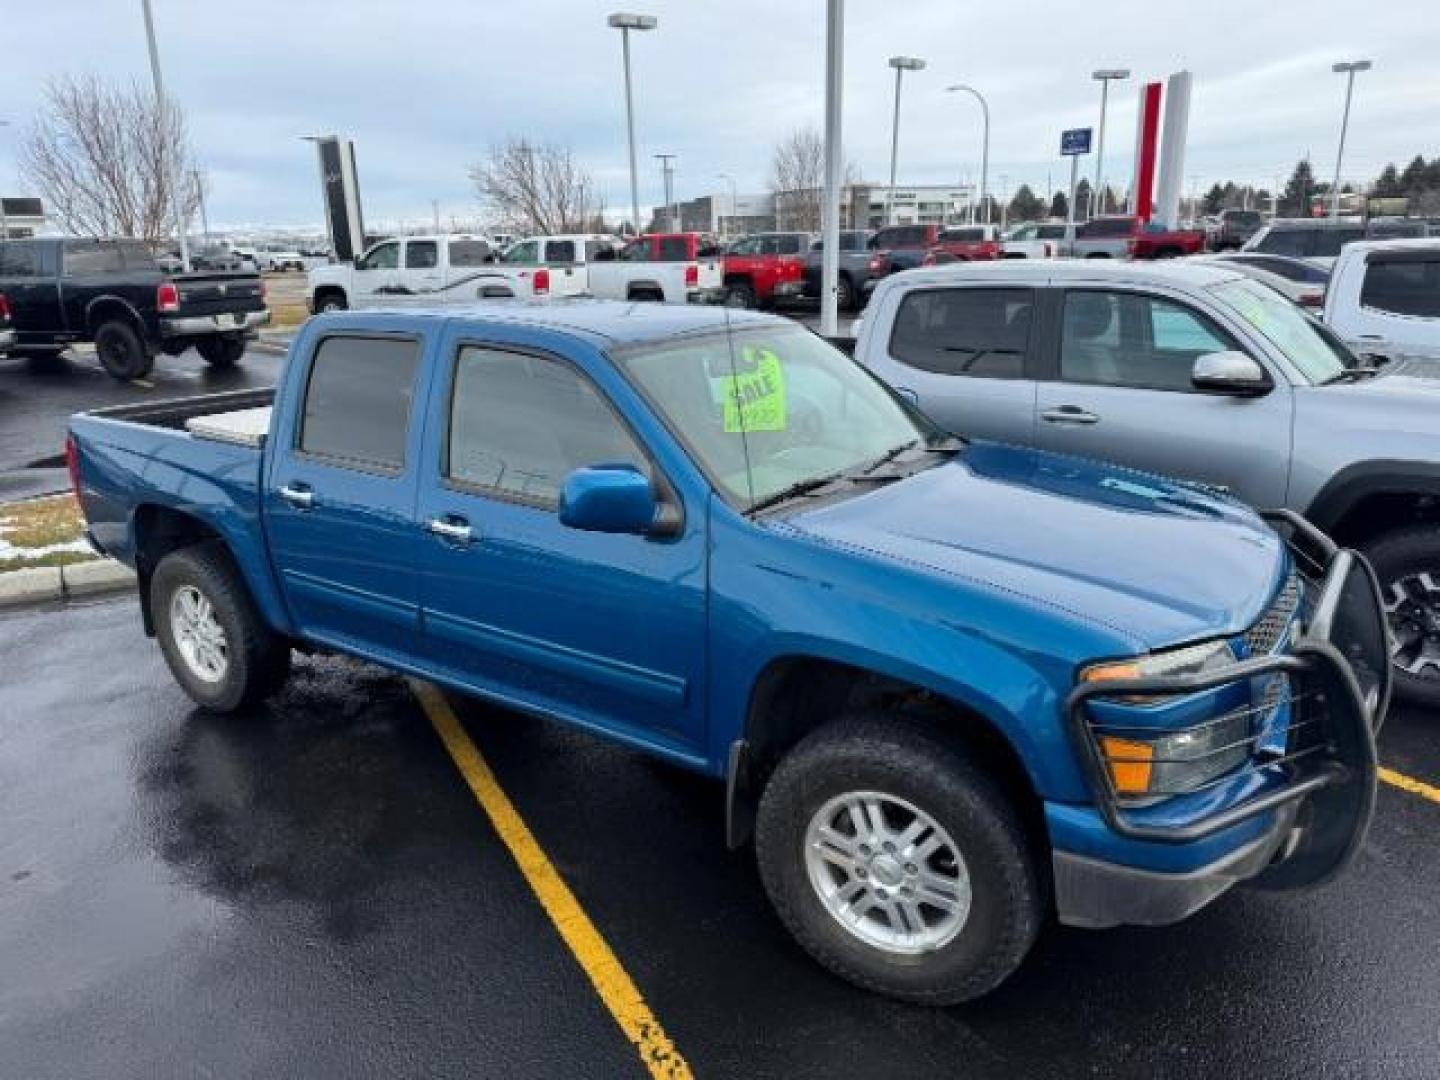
[160,309,271,338]
[0,327,15,350]
[687,286,727,305]
[772,280,805,299]
[1055,511,1389,928]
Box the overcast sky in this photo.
[3,0,1437,231]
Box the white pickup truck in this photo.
[308,232,723,311]
[1323,238,1440,362]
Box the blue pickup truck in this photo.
[68,301,1389,1004]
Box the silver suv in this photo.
[854,259,1440,704]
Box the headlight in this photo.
[1082,640,1251,799]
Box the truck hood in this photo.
[785,442,1285,651]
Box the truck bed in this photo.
[81,387,276,431]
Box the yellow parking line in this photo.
[410,680,693,1080]
[1380,765,1440,805]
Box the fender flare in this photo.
[1304,459,1440,536]
[84,294,149,337]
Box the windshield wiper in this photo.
[746,471,852,514]
[857,439,922,475]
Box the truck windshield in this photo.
[1211,278,1351,384]
[614,325,936,511]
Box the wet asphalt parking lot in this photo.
[4,595,1440,1079]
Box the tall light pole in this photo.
[1091,68,1129,221]
[717,172,738,236]
[607,13,657,238]
[819,0,844,336]
[141,0,190,271]
[654,153,676,230]
[0,119,10,241]
[944,84,989,224]
[886,56,926,225]
[1331,59,1372,218]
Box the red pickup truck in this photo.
[1065,215,1205,259]
[723,232,813,308]
[922,225,1003,265]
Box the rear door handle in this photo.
[426,516,473,543]
[278,483,314,509]
[1041,406,1100,425]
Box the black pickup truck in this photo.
[0,238,269,380]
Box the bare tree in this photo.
[469,138,603,235]
[768,126,857,232]
[22,76,204,243]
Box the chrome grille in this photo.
[1244,573,1301,657]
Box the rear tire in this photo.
[755,714,1042,1004]
[724,281,756,309]
[836,275,857,312]
[196,334,246,368]
[151,542,291,713]
[93,319,154,381]
[1362,526,1440,707]
[315,290,347,313]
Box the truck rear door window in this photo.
[546,240,576,264]
[889,288,1033,378]
[445,346,647,508]
[1361,255,1440,318]
[0,243,41,277]
[405,241,438,269]
[448,240,494,267]
[62,241,126,275]
[298,336,422,472]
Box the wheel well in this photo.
[1327,490,1440,550]
[132,505,224,635]
[626,284,665,301]
[724,273,753,288]
[87,299,145,338]
[730,657,1044,854]
[313,285,347,304]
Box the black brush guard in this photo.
[1065,511,1390,888]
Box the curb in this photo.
[0,558,134,611]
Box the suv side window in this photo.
[298,336,422,471]
[448,240,494,268]
[1361,255,1440,318]
[1060,291,1235,392]
[889,288,1034,378]
[405,241,438,269]
[357,242,399,271]
[446,346,648,507]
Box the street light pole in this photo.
[819,0,844,337]
[1331,59,1372,218]
[140,0,190,271]
[608,13,657,238]
[0,119,10,240]
[944,84,989,224]
[886,56,926,226]
[1091,69,1129,221]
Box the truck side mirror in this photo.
[559,464,661,536]
[1191,350,1270,396]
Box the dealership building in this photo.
[0,197,47,239]
[671,182,981,236]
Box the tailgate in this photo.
[174,272,267,316]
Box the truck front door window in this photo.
[405,241,438,270]
[1212,278,1348,384]
[1060,291,1233,392]
[503,240,540,265]
[299,336,421,471]
[357,242,399,271]
[446,346,648,507]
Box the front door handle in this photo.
[278,483,314,509]
[426,517,473,543]
[1041,406,1100,425]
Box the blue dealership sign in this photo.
[1060,128,1093,156]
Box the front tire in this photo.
[755,715,1042,1005]
[94,320,154,380]
[315,290,348,313]
[152,542,291,712]
[836,274,857,312]
[196,334,246,368]
[1363,526,1440,707]
[724,281,756,309]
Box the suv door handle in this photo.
[1041,406,1100,425]
[278,483,314,509]
[426,516,473,543]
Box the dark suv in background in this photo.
[1210,208,1264,250]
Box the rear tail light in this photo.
[533,268,550,295]
[157,282,180,313]
[867,254,886,273]
[684,263,699,288]
[0,293,10,321]
[1043,243,1053,258]
[65,433,81,498]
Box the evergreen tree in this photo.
[1049,190,1068,219]
[1202,183,1226,215]
[1373,163,1401,197]
[1399,155,1429,195]
[1008,183,1044,222]
[1280,159,1315,217]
